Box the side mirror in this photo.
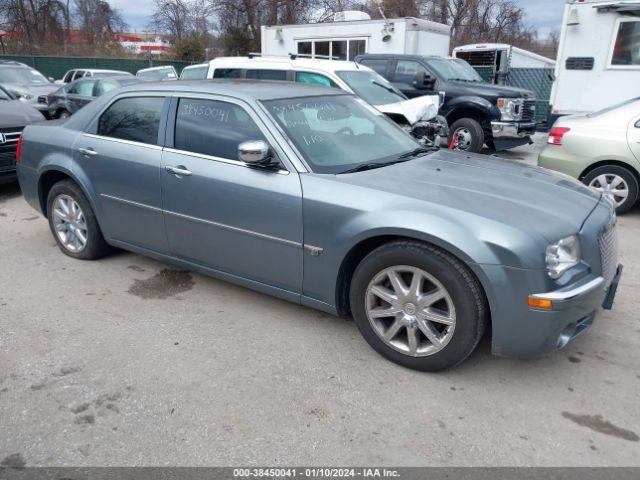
[238,140,274,166]
[48,77,55,83]
[412,71,436,90]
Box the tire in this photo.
[349,241,487,372]
[583,165,639,215]
[46,180,110,260]
[449,118,485,153]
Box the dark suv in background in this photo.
[356,54,537,153]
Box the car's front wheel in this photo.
[349,241,487,371]
[47,180,110,260]
[583,165,639,214]
[449,118,485,153]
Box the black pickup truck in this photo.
[356,54,537,153]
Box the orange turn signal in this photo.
[528,297,553,310]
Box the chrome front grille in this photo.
[599,220,618,287]
[0,127,23,171]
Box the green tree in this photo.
[172,36,205,61]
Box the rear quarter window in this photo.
[97,97,165,145]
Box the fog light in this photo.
[528,297,553,310]
[557,324,576,349]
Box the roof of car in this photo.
[115,79,347,101]
[208,56,367,73]
[356,54,445,61]
[68,68,129,73]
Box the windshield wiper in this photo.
[398,147,435,159]
[340,159,409,174]
[372,80,402,96]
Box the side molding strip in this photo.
[100,193,303,249]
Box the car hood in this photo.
[377,95,440,124]
[451,81,535,99]
[0,100,45,126]
[333,150,600,241]
[1,82,58,100]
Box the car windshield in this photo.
[426,58,483,82]
[0,67,50,85]
[0,86,10,100]
[263,94,423,174]
[137,67,177,80]
[336,70,406,106]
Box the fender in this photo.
[441,95,499,122]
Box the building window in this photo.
[611,19,640,66]
[348,39,366,60]
[298,41,312,57]
[297,38,368,61]
[315,41,330,58]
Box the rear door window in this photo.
[94,80,119,96]
[98,97,165,145]
[359,59,388,76]
[295,71,338,88]
[174,98,266,160]
[72,80,97,97]
[394,60,427,84]
[245,69,288,81]
[213,68,241,79]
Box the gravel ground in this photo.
[1,136,639,466]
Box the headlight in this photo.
[497,97,524,121]
[546,235,581,279]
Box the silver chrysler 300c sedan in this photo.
[16,80,622,371]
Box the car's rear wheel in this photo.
[583,165,639,214]
[47,180,110,260]
[449,118,485,153]
[349,241,487,371]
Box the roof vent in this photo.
[333,11,371,22]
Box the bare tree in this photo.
[0,0,68,52]
[149,0,191,40]
[74,0,127,49]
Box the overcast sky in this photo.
[110,0,565,38]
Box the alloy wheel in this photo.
[365,265,456,357]
[588,174,629,207]
[52,194,88,253]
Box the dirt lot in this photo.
[1,137,640,466]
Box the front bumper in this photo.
[528,265,622,349]
[491,121,537,139]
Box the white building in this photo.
[261,11,451,61]
[550,0,640,118]
[118,34,172,56]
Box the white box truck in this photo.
[261,11,451,61]
[549,0,640,124]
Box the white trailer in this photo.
[453,43,556,72]
[261,12,451,61]
[550,0,640,122]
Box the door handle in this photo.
[165,165,192,177]
[78,147,98,156]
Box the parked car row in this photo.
[14,78,623,371]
